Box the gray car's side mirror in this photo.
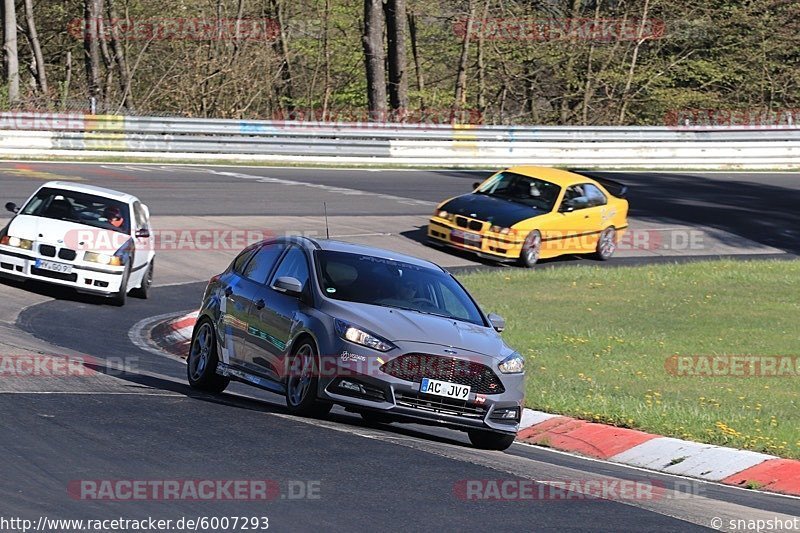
[487,312,505,332]
[272,276,304,297]
[5,202,18,213]
[135,228,150,238]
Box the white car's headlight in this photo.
[334,319,395,352]
[498,352,524,374]
[84,251,123,266]
[0,235,33,250]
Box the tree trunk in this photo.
[62,50,72,109]
[84,0,103,109]
[559,0,583,124]
[453,0,475,110]
[384,0,408,118]
[3,0,20,104]
[271,0,295,114]
[581,0,603,125]
[321,0,331,120]
[407,11,425,111]
[618,0,651,124]
[362,0,387,121]
[106,0,134,110]
[476,0,490,114]
[98,13,116,109]
[23,0,47,96]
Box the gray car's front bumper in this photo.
[316,339,525,434]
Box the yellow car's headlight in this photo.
[0,235,33,250]
[489,225,513,235]
[84,251,123,266]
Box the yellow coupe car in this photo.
[427,166,629,267]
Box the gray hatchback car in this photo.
[188,237,525,450]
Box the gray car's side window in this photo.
[243,244,285,284]
[270,246,310,288]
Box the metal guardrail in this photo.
[0,112,798,169]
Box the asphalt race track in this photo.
[1,162,799,532]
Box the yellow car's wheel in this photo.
[595,227,617,261]
[518,230,542,268]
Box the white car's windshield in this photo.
[21,187,131,234]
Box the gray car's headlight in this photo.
[498,352,524,374]
[334,319,395,352]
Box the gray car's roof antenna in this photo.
[323,202,330,239]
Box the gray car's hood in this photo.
[326,300,509,360]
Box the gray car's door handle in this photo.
[224,286,233,297]
[255,298,266,310]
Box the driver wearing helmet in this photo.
[104,206,124,229]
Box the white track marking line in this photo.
[128,309,194,362]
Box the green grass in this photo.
[460,259,800,459]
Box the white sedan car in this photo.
[0,181,154,306]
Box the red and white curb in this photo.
[152,312,800,497]
[148,310,198,359]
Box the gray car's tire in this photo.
[109,265,130,307]
[468,430,516,451]
[285,339,332,418]
[518,230,542,268]
[594,226,617,261]
[130,259,153,299]
[187,319,230,394]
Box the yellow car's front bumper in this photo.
[427,217,524,262]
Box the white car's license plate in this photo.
[451,229,481,245]
[420,378,471,400]
[35,259,73,274]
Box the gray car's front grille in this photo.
[380,354,505,394]
[395,391,487,419]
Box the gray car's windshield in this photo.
[316,250,486,326]
[476,171,561,211]
[21,187,131,234]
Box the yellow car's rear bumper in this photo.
[427,218,524,262]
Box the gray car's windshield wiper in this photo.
[379,303,460,322]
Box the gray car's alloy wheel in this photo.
[187,320,230,393]
[285,340,332,417]
[468,429,516,451]
[595,226,617,261]
[518,230,542,268]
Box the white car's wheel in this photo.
[131,259,154,299]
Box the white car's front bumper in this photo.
[0,245,126,295]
